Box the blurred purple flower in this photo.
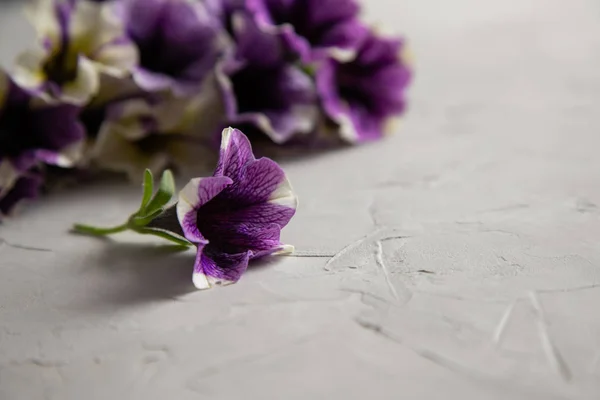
[217,11,318,143]
[14,0,137,104]
[246,0,368,61]
[0,71,84,217]
[316,32,412,142]
[89,92,206,180]
[174,128,297,289]
[120,0,229,95]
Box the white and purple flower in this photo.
[90,92,211,181]
[217,11,318,144]
[316,32,412,142]
[73,127,297,289]
[120,0,229,95]
[246,0,368,62]
[176,127,297,288]
[0,70,84,217]
[14,0,137,104]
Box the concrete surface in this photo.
[1,0,600,399]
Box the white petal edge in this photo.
[336,113,359,143]
[327,47,357,63]
[219,126,236,152]
[53,140,86,167]
[176,178,202,225]
[192,271,210,290]
[25,0,60,42]
[273,244,294,255]
[91,122,163,182]
[192,271,236,290]
[93,44,138,77]
[12,48,47,91]
[60,56,100,105]
[268,176,298,209]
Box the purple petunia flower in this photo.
[316,32,412,142]
[246,0,368,62]
[174,127,297,289]
[14,0,138,104]
[216,11,318,143]
[0,70,84,217]
[119,0,229,95]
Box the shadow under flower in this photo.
[85,241,197,307]
[77,237,292,311]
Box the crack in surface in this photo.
[0,238,52,252]
[493,299,519,346]
[375,241,400,301]
[185,333,320,388]
[285,251,337,258]
[355,318,487,382]
[528,291,572,382]
[537,283,600,293]
[324,228,384,271]
[492,293,573,381]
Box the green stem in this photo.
[72,223,130,236]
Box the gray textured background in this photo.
[1,0,600,399]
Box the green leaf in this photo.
[143,169,175,216]
[135,227,192,247]
[130,208,164,228]
[139,169,154,213]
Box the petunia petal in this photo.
[93,39,139,77]
[200,220,288,255]
[92,122,169,182]
[176,176,232,243]
[247,0,367,62]
[0,173,43,217]
[13,48,47,92]
[222,157,287,205]
[268,174,298,209]
[214,127,255,178]
[59,56,101,105]
[25,0,63,44]
[194,246,251,289]
[252,243,294,259]
[231,10,287,69]
[131,67,174,94]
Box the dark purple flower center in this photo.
[128,4,218,82]
[133,31,191,78]
[42,49,79,89]
[335,62,376,113]
[79,107,107,139]
[135,133,172,153]
[333,38,409,118]
[195,198,246,254]
[0,104,37,157]
[231,66,292,113]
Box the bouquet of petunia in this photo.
[0,0,411,218]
